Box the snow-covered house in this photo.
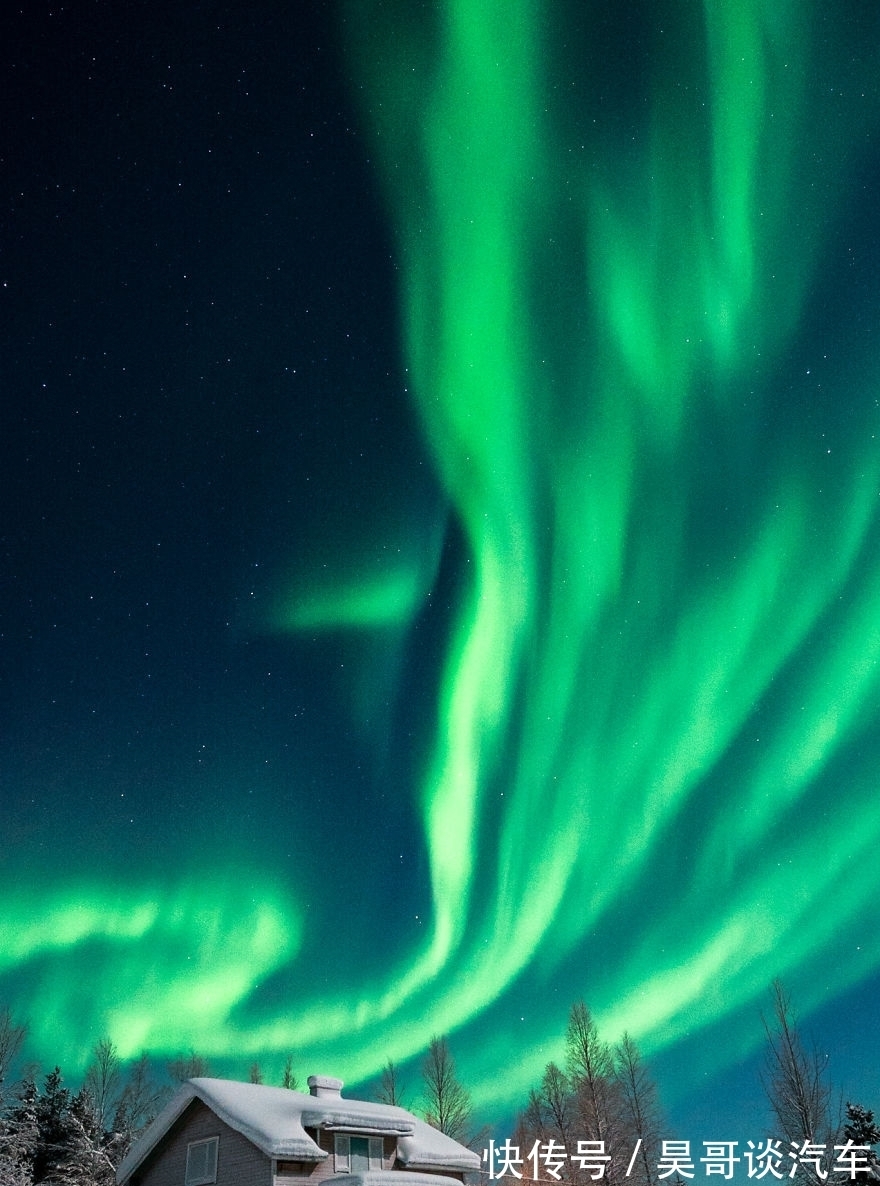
[116,1074,481,1186]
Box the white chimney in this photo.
[307,1075,343,1098]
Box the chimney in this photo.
[307,1075,344,1099]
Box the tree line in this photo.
[0,984,877,1185]
[0,1012,209,1186]
[409,987,879,1186]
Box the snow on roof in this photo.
[115,1078,324,1183]
[301,1102,414,1135]
[332,1174,471,1186]
[396,1127,482,1172]
[116,1076,481,1185]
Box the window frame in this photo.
[185,1136,219,1186]
[333,1133,385,1173]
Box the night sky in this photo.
[3,0,880,1143]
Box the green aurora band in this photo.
[328,0,880,1103]
[9,0,880,1114]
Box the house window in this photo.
[333,1135,384,1173]
[368,1138,384,1170]
[185,1136,219,1186]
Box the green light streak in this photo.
[274,567,425,631]
[0,880,300,1070]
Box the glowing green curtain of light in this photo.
[326,0,880,1104]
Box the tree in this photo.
[0,1142,33,1186]
[565,1002,621,1184]
[539,1062,576,1155]
[516,1006,667,1186]
[0,1006,28,1098]
[111,1053,166,1156]
[249,1063,263,1084]
[421,1036,472,1144]
[64,1087,117,1186]
[761,981,839,1185]
[281,1055,299,1091]
[843,1103,880,1180]
[517,1063,578,1182]
[376,1059,406,1108]
[34,1066,74,1183]
[0,1074,39,1186]
[167,1050,209,1083]
[613,1033,662,1186]
[84,1037,122,1132]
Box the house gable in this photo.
[131,1099,272,1186]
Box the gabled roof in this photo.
[116,1076,481,1185]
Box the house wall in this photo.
[299,1130,395,1183]
[131,1100,273,1186]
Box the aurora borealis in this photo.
[3,0,880,1136]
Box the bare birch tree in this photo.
[167,1050,210,1083]
[613,1033,661,1186]
[111,1053,166,1152]
[761,980,840,1184]
[377,1059,406,1108]
[421,1036,472,1144]
[520,1062,579,1182]
[0,1007,27,1097]
[565,1002,622,1184]
[84,1037,122,1130]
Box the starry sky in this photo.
[3,0,880,1143]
